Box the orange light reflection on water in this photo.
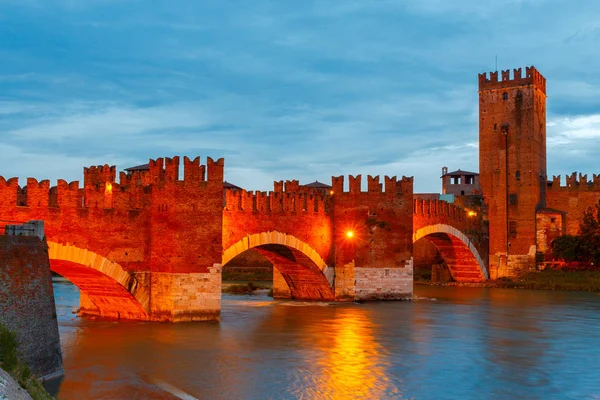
[313,308,399,399]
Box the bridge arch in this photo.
[222,231,334,301]
[47,241,149,320]
[413,224,489,282]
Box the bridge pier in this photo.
[146,266,222,322]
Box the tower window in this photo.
[503,92,508,100]
[509,194,517,205]
[465,175,474,184]
[493,123,497,131]
[516,170,521,181]
[451,176,460,185]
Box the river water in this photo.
[53,277,600,399]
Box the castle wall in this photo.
[0,156,225,322]
[332,175,414,300]
[545,173,600,235]
[0,232,63,385]
[222,183,333,265]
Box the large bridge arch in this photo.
[47,241,149,320]
[413,224,489,282]
[222,231,334,301]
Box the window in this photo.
[493,123,497,131]
[451,176,460,185]
[465,175,474,185]
[509,194,517,205]
[515,170,521,181]
[503,92,509,100]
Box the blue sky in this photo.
[1,0,599,193]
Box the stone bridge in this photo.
[0,156,487,322]
[413,199,489,282]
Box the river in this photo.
[52,277,600,399]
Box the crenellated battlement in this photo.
[331,175,413,195]
[478,66,546,93]
[84,164,116,187]
[272,180,301,194]
[147,156,224,186]
[547,172,600,191]
[224,188,328,214]
[0,155,225,212]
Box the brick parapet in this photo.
[547,172,600,191]
[478,66,546,94]
[224,188,328,214]
[331,175,413,196]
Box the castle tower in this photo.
[478,66,547,278]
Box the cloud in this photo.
[1,0,600,194]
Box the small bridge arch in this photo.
[222,231,334,300]
[413,224,489,282]
[48,241,149,320]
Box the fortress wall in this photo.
[546,173,600,235]
[332,175,414,300]
[0,232,63,384]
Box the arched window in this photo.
[502,92,508,100]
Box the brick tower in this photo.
[478,66,547,278]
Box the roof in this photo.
[223,181,243,190]
[442,169,479,177]
[537,208,566,215]
[124,164,150,172]
[303,181,332,189]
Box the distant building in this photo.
[441,167,481,196]
[301,181,332,196]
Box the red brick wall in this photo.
[479,67,547,274]
[223,185,333,264]
[331,175,413,270]
[546,173,600,235]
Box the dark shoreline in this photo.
[416,269,600,293]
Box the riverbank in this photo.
[222,281,272,295]
[416,268,600,292]
[0,324,53,400]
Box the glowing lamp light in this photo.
[330,190,335,195]
[346,230,354,239]
[467,210,477,217]
[105,182,113,193]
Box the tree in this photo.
[579,204,600,265]
[552,235,584,263]
[552,204,600,267]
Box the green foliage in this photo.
[495,269,600,292]
[0,323,53,399]
[552,235,584,263]
[413,266,432,282]
[222,270,272,281]
[580,204,600,265]
[552,205,600,266]
[222,281,270,294]
[0,323,19,373]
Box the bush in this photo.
[552,235,584,263]
[0,323,19,373]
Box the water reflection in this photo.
[53,280,600,400]
[313,308,399,399]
